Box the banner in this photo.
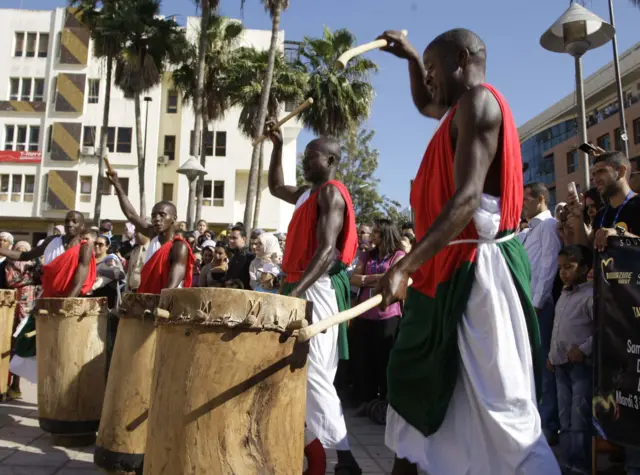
[0,151,42,163]
[594,237,640,448]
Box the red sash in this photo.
[42,241,96,298]
[282,180,358,283]
[410,84,524,297]
[138,236,194,295]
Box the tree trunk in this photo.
[192,0,209,227]
[243,3,281,235]
[94,55,113,226]
[195,114,208,224]
[134,92,146,218]
[252,142,264,229]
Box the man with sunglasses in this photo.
[0,211,95,297]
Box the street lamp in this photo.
[177,156,207,230]
[540,2,615,189]
[143,97,152,166]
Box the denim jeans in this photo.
[626,448,640,475]
[555,363,592,473]
[539,300,560,433]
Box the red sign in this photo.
[0,151,42,163]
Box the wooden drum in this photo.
[95,293,160,474]
[143,288,310,475]
[36,297,108,444]
[0,290,16,397]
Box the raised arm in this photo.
[266,121,309,205]
[166,240,189,289]
[68,242,92,297]
[377,86,502,307]
[106,169,151,235]
[0,236,53,262]
[377,31,447,120]
[288,185,345,298]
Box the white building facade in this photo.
[0,8,299,243]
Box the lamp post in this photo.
[178,156,207,230]
[607,0,629,158]
[143,96,152,164]
[540,2,615,189]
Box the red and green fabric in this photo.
[387,84,542,438]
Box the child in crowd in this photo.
[547,244,594,475]
[249,233,282,294]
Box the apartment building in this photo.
[519,41,640,209]
[0,8,300,244]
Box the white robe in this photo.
[43,236,65,265]
[144,236,162,264]
[295,190,350,451]
[385,195,560,475]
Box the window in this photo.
[635,118,640,145]
[163,135,176,160]
[566,149,578,174]
[167,89,178,113]
[215,131,226,157]
[83,126,96,148]
[102,176,129,195]
[47,125,52,153]
[11,175,22,202]
[203,180,224,207]
[9,78,19,100]
[33,79,44,102]
[190,130,213,156]
[79,176,92,202]
[88,79,100,104]
[24,175,35,202]
[4,126,14,150]
[38,33,49,58]
[16,126,27,151]
[0,175,8,202]
[162,183,173,202]
[28,126,39,151]
[50,77,57,105]
[285,100,295,112]
[20,78,32,102]
[26,33,37,57]
[14,33,24,57]
[614,128,623,151]
[597,133,611,151]
[116,127,132,153]
[103,126,116,153]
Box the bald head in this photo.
[153,200,177,218]
[428,28,486,64]
[302,137,342,185]
[64,210,87,237]
[307,137,341,162]
[151,200,178,235]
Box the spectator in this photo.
[249,233,282,293]
[197,240,217,287]
[630,156,640,194]
[0,232,15,289]
[52,225,65,236]
[225,225,254,290]
[521,182,563,445]
[5,241,40,399]
[177,221,188,232]
[205,242,230,287]
[401,221,415,239]
[357,224,371,245]
[582,187,604,228]
[277,233,286,253]
[91,234,125,309]
[548,245,594,474]
[349,219,405,414]
[195,219,208,238]
[100,219,113,238]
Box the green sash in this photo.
[14,316,36,358]
[282,262,350,360]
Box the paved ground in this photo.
[0,381,625,474]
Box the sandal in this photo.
[7,388,22,400]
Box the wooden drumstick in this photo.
[297,279,413,342]
[335,30,408,70]
[25,330,36,338]
[252,98,314,146]
[103,157,114,176]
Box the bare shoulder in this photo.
[318,183,346,211]
[456,86,502,129]
[171,239,189,254]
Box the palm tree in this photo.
[69,0,127,225]
[229,47,307,227]
[241,0,290,234]
[297,28,377,137]
[113,0,186,218]
[173,15,243,226]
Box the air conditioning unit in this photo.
[82,146,95,156]
[158,155,169,165]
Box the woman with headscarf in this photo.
[248,233,283,293]
[0,232,14,289]
[196,240,217,287]
[5,241,40,399]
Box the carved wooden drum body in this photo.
[35,297,108,439]
[0,290,16,397]
[143,288,310,475]
[95,293,160,474]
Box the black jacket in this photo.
[225,247,255,290]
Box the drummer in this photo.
[0,210,95,297]
[266,124,361,475]
[106,170,194,293]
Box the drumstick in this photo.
[297,279,413,342]
[103,157,114,175]
[336,30,408,70]
[25,330,36,338]
[252,98,314,146]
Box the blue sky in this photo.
[10,0,640,207]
